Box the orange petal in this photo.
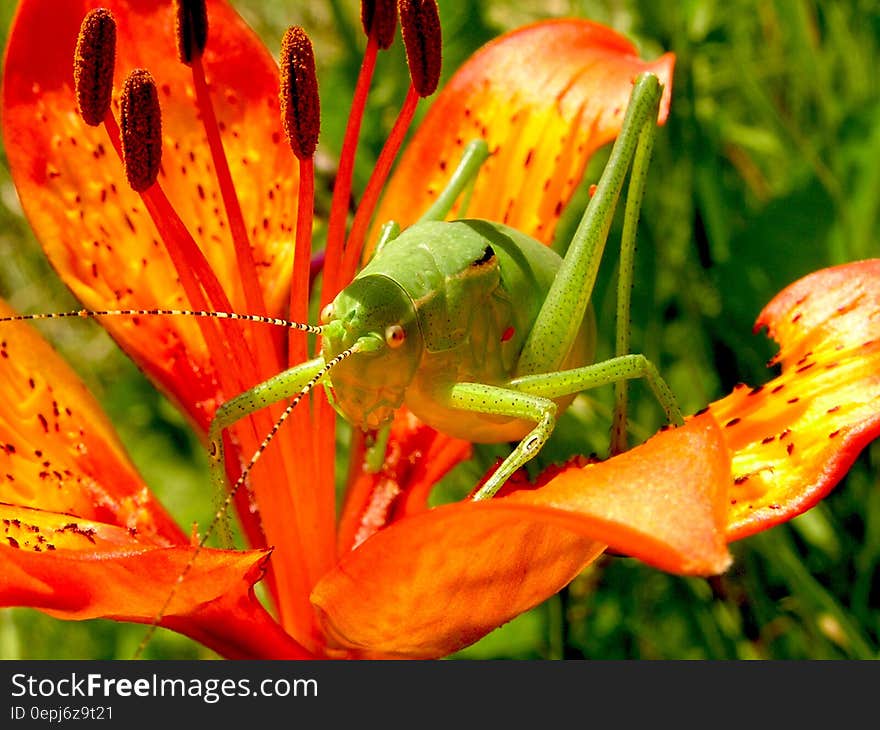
[0,306,309,657]
[708,260,880,540]
[0,299,183,543]
[311,414,728,658]
[0,503,309,659]
[3,0,297,429]
[506,412,732,575]
[372,19,675,250]
[312,506,603,658]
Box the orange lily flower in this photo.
[1,0,878,660]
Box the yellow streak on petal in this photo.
[373,19,674,252]
[708,260,880,540]
[0,503,152,553]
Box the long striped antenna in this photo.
[132,340,362,658]
[0,308,325,335]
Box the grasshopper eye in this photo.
[385,324,406,348]
[320,303,335,324]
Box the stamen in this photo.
[316,0,406,576]
[362,0,398,50]
[398,0,442,97]
[74,8,116,126]
[279,26,320,161]
[184,1,279,369]
[120,69,162,193]
[175,0,208,64]
[89,48,294,596]
[334,3,441,288]
[321,13,388,308]
[276,14,324,622]
[279,27,320,366]
[100,70,263,398]
[335,1,441,283]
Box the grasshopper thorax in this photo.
[321,273,423,429]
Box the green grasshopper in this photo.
[202,72,682,507]
[1,74,680,645]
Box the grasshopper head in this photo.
[320,274,422,429]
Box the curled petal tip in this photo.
[710,260,880,540]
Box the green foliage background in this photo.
[0,0,878,659]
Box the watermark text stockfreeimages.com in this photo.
[10,671,317,705]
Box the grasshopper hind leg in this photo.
[444,352,683,502]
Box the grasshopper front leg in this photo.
[207,357,325,541]
[133,356,327,657]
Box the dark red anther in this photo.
[120,69,162,192]
[175,0,208,65]
[279,26,321,160]
[398,0,442,97]
[361,0,398,50]
[74,8,116,126]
